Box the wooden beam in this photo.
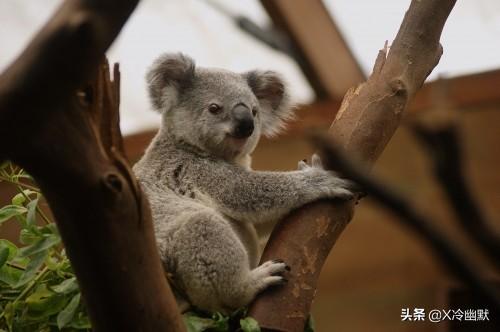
[286,68,500,136]
[124,68,500,161]
[261,0,365,100]
[412,68,500,111]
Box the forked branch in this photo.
[249,1,457,331]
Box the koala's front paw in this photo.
[251,259,290,290]
[300,154,356,201]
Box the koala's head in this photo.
[146,53,293,162]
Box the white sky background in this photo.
[1,0,500,135]
[325,0,500,78]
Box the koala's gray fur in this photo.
[133,53,354,313]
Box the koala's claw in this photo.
[297,160,309,170]
[298,154,326,171]
[333,188,355,201]
[259,259,288,274]
[311,153,323,168]
[271,259,291,272]
[253,259,289,290]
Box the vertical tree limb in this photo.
[0,1,185,331]
[249,1,457,331]
[412,112,500,268]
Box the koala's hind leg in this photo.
[172,209,288,313]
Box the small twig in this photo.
[0,266,50,320]
[0,167,49,224]
[6,262,26,270]
[412,119,500,269]
[311,133,500,312]
[1,167,51,225]
[15,184,52,225]
[0,174,40,192]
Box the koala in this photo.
[133,53,354,314]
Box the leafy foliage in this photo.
[0,162,314,332]
[0,163,90,331]
[183,308,261,332]
[183,310,314,332]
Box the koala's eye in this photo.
[252,107,258,116]
[208,103,222,114]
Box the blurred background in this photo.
[1,1,500,331]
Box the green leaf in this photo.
[55,259,73,277]
[240,317,261,332]
[69,311,92,329]
[19,229,40,245]
[211,312,229,332]
[10,255,29,268]
[3,302,15,331]
[25,284,67,319]
[14,251,46,288]
[305,314,315,332]
[11,193,26,206]
[0,241,23,286]
[44,255,59,271]
[25,284,54,310]
[57,293,80,329]
[0,240,18,259]
[0,205,27,224]
[50,277,79,294]
[0,265,23,286]
[40,223,58,236]
[26,198,39,227]
[17,234,60,258]
[11,190,37,207]
[0,246,9,268]
[183,313,215,332]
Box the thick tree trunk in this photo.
[0,1,185,331]
[249,1,457,331]
[0,0,459,330]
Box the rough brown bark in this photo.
[0,1,185,331]
[249,1,457,331]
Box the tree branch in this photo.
[312,133,500,312]
[412,111,500,269]
[0,1,185,331]
[249,1,457,331]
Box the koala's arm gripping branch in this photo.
[249,1,457,331]
[195,168,304,224]
[192,162,350,224]
[0,1,185,331]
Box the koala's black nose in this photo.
[232,105,254,138]
[234,119,254,138]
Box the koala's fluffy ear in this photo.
[146,53,195,113]
[245,70,294,137]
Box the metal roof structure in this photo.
[1,0,499,134]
